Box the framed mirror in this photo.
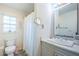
[54,3,77,38]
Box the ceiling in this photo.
[0,3,34,16]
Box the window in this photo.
[3,16,16,32]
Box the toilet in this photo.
[5,40,16,56]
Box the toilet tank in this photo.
[6,40,16,47]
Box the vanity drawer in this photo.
[55,46,79,56]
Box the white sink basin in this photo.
[52,38,74,47]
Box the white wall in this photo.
[0,4,25,51]
[35,3,53,39]
[34,3,53,55]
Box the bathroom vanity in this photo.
[41,3,79,56]
[41,38,79,56]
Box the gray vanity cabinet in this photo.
[41,41,79,56]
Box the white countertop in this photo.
[41,38,79,54]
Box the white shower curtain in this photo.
[23,12,37,56]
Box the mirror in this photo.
[54,3,77,38]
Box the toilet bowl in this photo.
[5,40,16,56]
[5,46,16,56]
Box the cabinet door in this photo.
[41,41,55,56]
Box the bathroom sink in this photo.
[52,38,74,47]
